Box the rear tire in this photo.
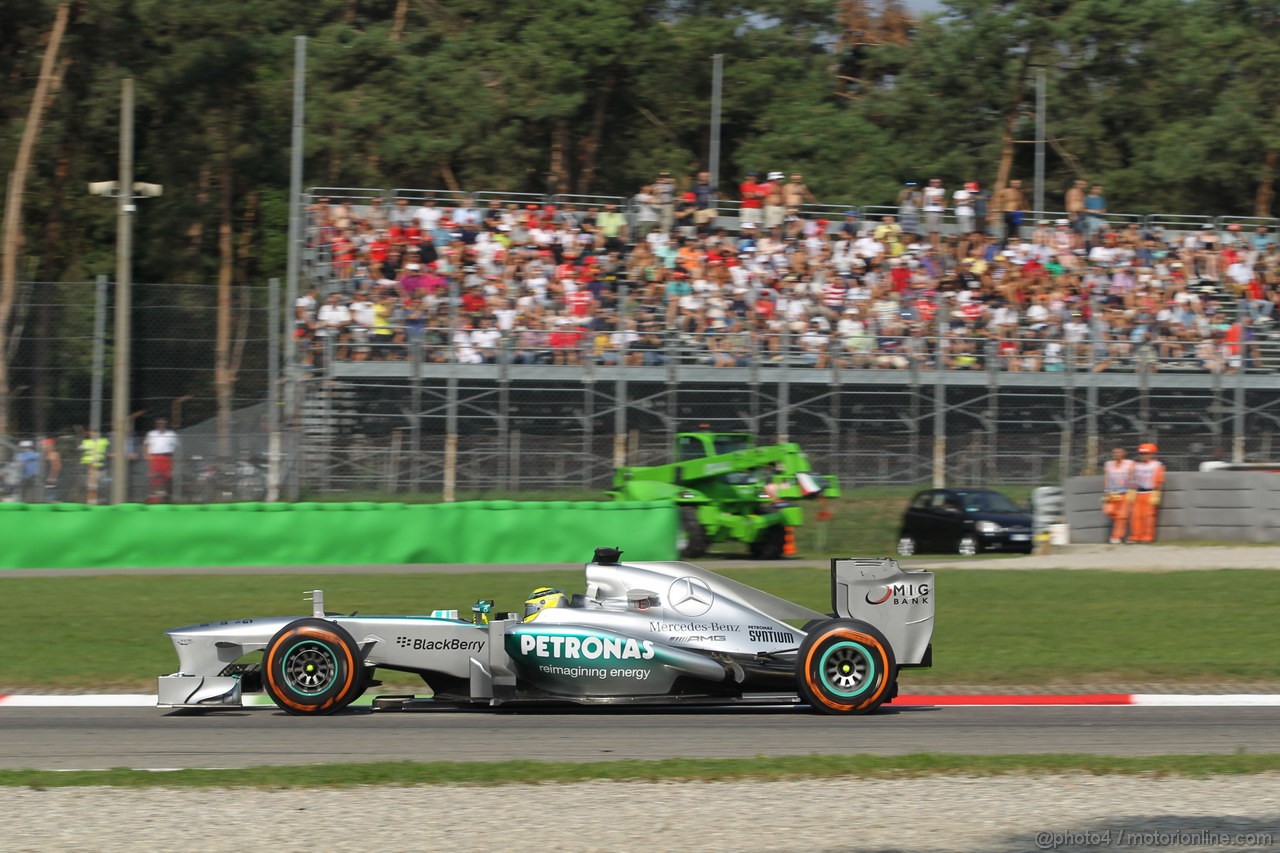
[748,524,786,560]
[678,506,709,559]
[796,619,896,716]
[262,618,366,716]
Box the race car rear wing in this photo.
[831,558,934,667]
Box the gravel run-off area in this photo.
[5,774,1278,853]
[910,544,1280,571]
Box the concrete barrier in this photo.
[1065,472,1280,543]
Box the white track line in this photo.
[3,693,1280,707]
[1132,694,1280,707]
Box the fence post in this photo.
[776,329,790,443]
[410,335,422,493]
[90,276,107,439]
[932,326,946,488]
[583,369,594,489]
[444,274,459,502]
[498,328,511,491]
[444,371,457,502]
[1233,369,1246,463]
[666,329,678,446]
[1084,380,1099,475]
[613,281,628,469]
[986,339,1000,483]
[267,276,281,502]
[1060,349,1075,482]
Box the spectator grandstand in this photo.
[299,179,1280,376]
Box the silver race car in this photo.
[158,548,934,716]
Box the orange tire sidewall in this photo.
[802,627,890,713]
[264,624,357,713]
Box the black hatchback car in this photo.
[897,488,1034,556]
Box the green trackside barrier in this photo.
[0,501,678,570]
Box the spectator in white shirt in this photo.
[413,200,443,231]
[143,417,179,503]
[349,294,375,361]
[316,293,352,360]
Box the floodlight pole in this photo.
[285,36,306,371]
[110,78,134,505]
[283,35,307,502]
[709,54,723,198]
[1034,66,1046,217]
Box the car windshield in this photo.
[954,491,1020,513]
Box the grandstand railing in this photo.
[305,326,1280,377]
[305,186,1280,239]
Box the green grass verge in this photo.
[299,485,1032,558]
[2,568,1278,690]
[300,485,1258,556]
[3,753,1278,789]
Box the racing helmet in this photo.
[523,587,569,621]
[1138,442,1158,454]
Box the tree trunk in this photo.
[0,2,69,441]
[576,75,615,194]
[215,123,235,460]
[439,161,461,193]
[1256,150,1277,218]
[188,164,210,248]
[991,52,1033,225]
[32,137,72,436]
[992,113,1017,215]
[549,118,571,195]
[229,190,258,389]
[391,0,409,42]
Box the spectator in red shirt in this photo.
[549,321,585,365]
[461,284,487,314]
[739,172,764,227]
[566,287,594,318]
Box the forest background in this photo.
[1,0,1277,434]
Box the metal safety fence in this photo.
[289,322,1280,498]
[0,280,276,504]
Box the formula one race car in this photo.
[158,549,933,716]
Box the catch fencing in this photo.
[0,279,276,504]
[295,328,1280,498]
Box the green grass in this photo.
[2,568,1277,690]
[3,753,1278,789]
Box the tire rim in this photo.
[959,537,977,556]
[817,641,876,698]
[282,641,338,695]
[897,537,915,556]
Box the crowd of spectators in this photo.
[300,174,1280,374]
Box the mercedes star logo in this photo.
[668,576,714,617]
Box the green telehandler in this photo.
[608,432,840,559]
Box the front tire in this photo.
[262,618,366,716]
[678,506,709,559]
[796,619,896,715]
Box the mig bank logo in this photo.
[668,576,714,617]
[865,582,931,606]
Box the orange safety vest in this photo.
[1132,460,1165,492]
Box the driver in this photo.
[523,587,569,621]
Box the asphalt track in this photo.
[3,705,1278,770]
